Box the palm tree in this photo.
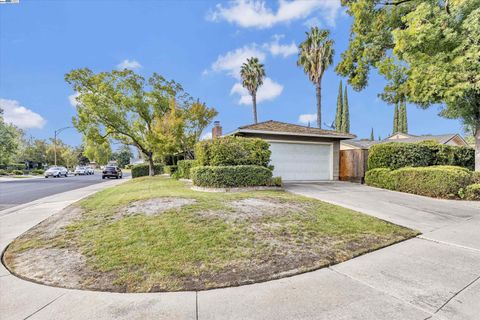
[240,57,266,124]
[297,27,334,128]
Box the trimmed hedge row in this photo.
[191,165,273,188]
[176,160,197,179]
[195,136,271,168]
[368,142,474,170]
[164,165,178,175]
[365,166,473,198]
[131,164,163,178]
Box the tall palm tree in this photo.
[297,27,334,128]
[240,57,266,124]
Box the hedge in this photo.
[365,166,473,198]
[11,170,24,175]
[191,165,273,188]
[472,171,480,184]
[31,169,44,175]
[465,184,480,201]
[0,169,7,175]
[131,164,163,178]
[368,142,474,170]
[195,136,271,168]
[176,160,197,179]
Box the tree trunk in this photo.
[316,82,322,128]
[252,93,258,124]
[475,123,480,172]
[147,153,154,176]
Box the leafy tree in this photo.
[0,108,22,166]
[335,80,343,131]
[240,57,265,124]
[19,138,48,166]
[111,145,133,168]
[84,137,112,165]
[62,146,79,170]
[341,86,350,133]
[179,99,218,159]
[370,128,374,141]
[297,27,334,128]
[65,69,187,176]
[336,0,480,170]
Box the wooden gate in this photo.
[339,149,368,183]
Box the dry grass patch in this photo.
[3,176,418,292]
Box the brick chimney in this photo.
[212,121,222,139]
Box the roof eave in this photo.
[230,129,356,140]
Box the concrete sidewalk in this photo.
[1,181,479,319]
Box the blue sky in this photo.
[0,0,464,147]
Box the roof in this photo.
[385,133,466,145]
[231,120,356,139]
[342,139,379,149]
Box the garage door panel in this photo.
[269,142,332,181]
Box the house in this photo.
[226,120,356,181]
[341,132,468,150]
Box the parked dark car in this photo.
[102,166,123,179]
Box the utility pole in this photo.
[54,126,72,166]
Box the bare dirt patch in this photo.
[124,197,196,217]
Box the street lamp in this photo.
[53,126,72,166]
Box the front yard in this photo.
[3,177,418,292]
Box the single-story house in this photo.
[224,120,356,181]
[341,132,468,150]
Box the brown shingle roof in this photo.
[236,120,356,139]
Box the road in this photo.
[0,172,130,211]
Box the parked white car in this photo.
[44,166,68,178]
[85,166,95,175]
[74,166,87,175]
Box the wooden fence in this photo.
[339,149,368,183]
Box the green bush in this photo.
[368,142,474,170]
[124,164,134,170]
[31,169,44,175]
[191,165,273,188]
[176,160,197,179]
[7,163,26,171]
[268,176,283,187]
[464,184,480,200]
[131,164,163,178]
[195,136,271,168]
[12,170,24,175]
[366,166,472,198]
[0,169,7,175]
[364,168,395,189]
[164,165,178,175]
[472,171,480,184]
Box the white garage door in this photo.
[269,142,332,181]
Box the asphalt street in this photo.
[0,172,130,211]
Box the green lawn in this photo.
[5,176,418,292]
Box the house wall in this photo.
[235,133,341,180]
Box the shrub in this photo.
[268,176,283,187]
[366,166,472,198]
[12,170,24,175]
[0,169,7,175]
[464,184,480,201]
[368,142,474,170]
[364,168,395,189]
[472,171,480,184]
[7,163,26,171]
[164,165,178,175]
[176,160,197,179]
[195,136,271,168]
[124,164,134,170]
[31,169,44,175]
[131,164,163,178]
[191,165,273,188]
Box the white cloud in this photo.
[210,44,266,79]
[116,59,142,70]
[68,92,80,107]
[264,34,297,58]
[298,113,317,125]
[303,16,322,28]
[0,98,46,129]
[230,77,283,105]
[200,132,213,140]
[207,0,341,28]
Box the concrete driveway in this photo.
[1,181,479,319]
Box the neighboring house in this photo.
[341,132,468,150]
[227,120,355,181]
